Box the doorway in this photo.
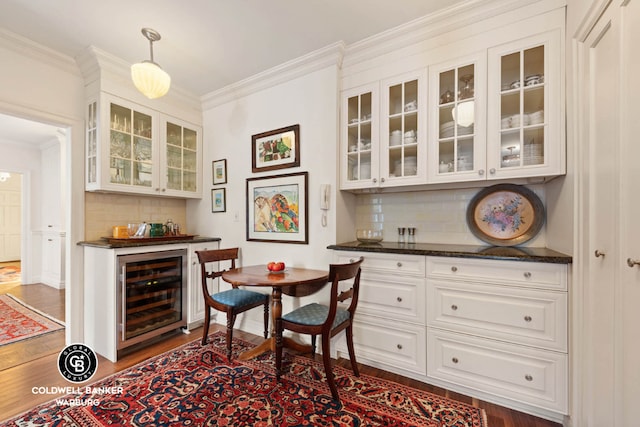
[0,172,21,263]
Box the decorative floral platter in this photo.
[466,184,545,246]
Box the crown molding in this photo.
[0,28,80,76]
[201,41,345,110]
[342,0,566,68]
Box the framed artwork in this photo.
[466,183,545,246]
[212,159,227,185]
[246,171,308,244]
[251,124,300,172]
[211,188,226,213]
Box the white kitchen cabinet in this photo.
[41,230,65,289]
[426,256,568,419]
[486,30,564,180]
[333,251,427,378]
[428,53,487,183]
[340,72,427,190]
[187,241,219,329]
[86,94,202,198]
[340,84,379,190]
[339,6,565,190]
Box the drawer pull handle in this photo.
[524,271,532,278]
[451,266,458,272]
[524,315,532,322]
[627,258,640,268]
[349,259,355,263]
[397,262,403,268]
[397,344,403,350]
[525,374,533,382]
[594,250,605,258]
[397,297,403,302]
[451,304,458,311]
[452,357,459,364]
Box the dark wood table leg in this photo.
[238,287,311,360]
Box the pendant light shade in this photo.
[131,28,171,99]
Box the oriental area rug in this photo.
[2,332,487,427]
[0,294,64,347]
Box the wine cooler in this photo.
[117,249,187,350]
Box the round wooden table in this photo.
[221,265,329,360]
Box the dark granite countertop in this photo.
[78,236,221,249]
[328,241,572,264]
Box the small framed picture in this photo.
[211,188,226,213]
[212,159,227,185]
[251,124,300,173]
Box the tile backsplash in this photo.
[355,185,547,247]
[85,192,187,241]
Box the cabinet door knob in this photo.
[525,374,533,382]
[478,169,485,176]
[349,258,355,263]
[451,304,458,311]
[451,266,458,272]
[397,344,403,350]
[381,177,385,183]
[397,262,403,268]
[489,168,496,174]
[452,357,459,364]
[523,271,532,278]
[627,258,640,268]
[372,178,377,183]
[594,250,605,258]
[397,297,403,302]
[524,315,532,322]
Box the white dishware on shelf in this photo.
[390,130,402,146]
[404,100,417,112]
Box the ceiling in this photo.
[0,0,469,143]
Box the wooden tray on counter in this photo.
[103,235,197,244]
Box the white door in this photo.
[578,1,640,425]
[0,172,21,262]
[617,0,640,423]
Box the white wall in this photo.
[189,64,340,333]
[0,30,86,343]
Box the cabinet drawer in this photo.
[427,256,567,291]
[428,280,567,352]
[357,272,425,323]
[427,329,568,414]
[335,251,426,277]
[335,316,426,375]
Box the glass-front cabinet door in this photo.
[109,102,155,188]
[163,118,200,196]
[380,71,426,187]
[487,30,564,179]
[341,84,379,190]
[428,54,486,183]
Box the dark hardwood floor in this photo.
[0,272,66,371]
[0,275,561,426]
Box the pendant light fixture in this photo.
[131,28,171,99]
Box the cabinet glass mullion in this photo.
[499,45,545,169]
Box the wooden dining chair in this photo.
[275,256,364,401]
[196,248,269,361]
